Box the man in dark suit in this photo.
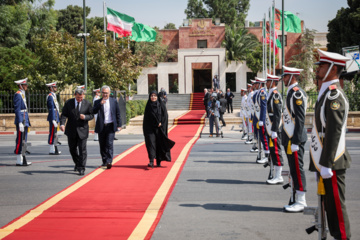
[93,85,122,169]
[219,94,227,126]
[225,88,235,113]
[60,88,94,175]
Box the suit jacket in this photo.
[225,92,235,103]
[219,98,227,113]
[281,85,307,146]
[203,92,210,105]
[60,98,94,140]
[309,82,351,171]
[93,97,122,133]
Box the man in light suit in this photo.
[93,85,122,169]
[60,88,94,175]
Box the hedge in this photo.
[126,100,147,124]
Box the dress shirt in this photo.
[103,99,113,124]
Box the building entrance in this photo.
[193,69,212,93]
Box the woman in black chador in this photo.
[143,91,175,168]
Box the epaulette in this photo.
[329,85,337,90]
[293,87,299,91]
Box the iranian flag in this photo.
[107,7,135,37]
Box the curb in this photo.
[0,130,96,135]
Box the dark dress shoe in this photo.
[147,162,154,169]
[101,163,106,167]
[114,137,118,140]
[107,163,112,169]
[74,166,78,172]
[78,169,85,175]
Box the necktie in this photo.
[76,102,80,119]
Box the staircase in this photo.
[189,92,205,110]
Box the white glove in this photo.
[291,144,299,152]
[19,122,24,132]
[271,131,277,139]
[258,121,264,127]
[320,166,333,179]
[52,120,58,128]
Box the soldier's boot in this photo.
[49,145,61,155]
[16,154,23,165]
[257,152,269,164]
[250,143,258,152]
[284,191,307,213]
[241,133,247,140]
[266,166,284,184]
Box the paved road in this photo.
[0,129,359,240]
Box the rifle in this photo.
[304,174,327,240]
[256,123,262,161]
[263,154,273,180]
[21,119,31,165]
[282,170,296,206]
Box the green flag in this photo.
[130,22,157,42]
[275,8,302,33]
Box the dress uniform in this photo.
[281,66,308,212]
[13,78,31,166]
[245,82,255,145]
[255,78,270,164]
[250,80,260,152]
[244,84,253,142]
[93,88,101,141]
[46,82,61,155]
[240,89,248,140]
[309,49,351,240]
[265,74,284,184]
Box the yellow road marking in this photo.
[128,124,204,239]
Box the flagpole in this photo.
[281,0,285,97]
[269,7,271,74]
[273,0,276,75]
[263,15,267,78]
[262,16,265,78]
[103,1,106,46]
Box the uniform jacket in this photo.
[60,98,94,140]
[14,90,30,126]
[309,82,351,171]
[225,92,235,103]
[47,92,60,122]
[267,89,282,133]
[252,90,259,122]
[258,88,267,123]
[281,85,307,146]
[93,97,122,133]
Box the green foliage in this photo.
[125,100,147,124]
[87,17,104,32]
[0,2,31,47]
[288,28,320,89]
[245,44,263,73]
[135,29,168,67]
[327,2,360,53]
[163,23,177,30]
[0,46,38,91]
[222,25,259,64]
[343,74,360,111]
[184,0,208,19]
[56,5,90,36]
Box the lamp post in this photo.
[83,0,87,91]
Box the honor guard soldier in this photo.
[93,88,101,141]
[265,74,284,184]
[281,66,308,212]
[309,49,351,239]
[46,82,61,155]
[250,80,260,152]
[244,84,253,142]
[245,81,255,145]
[255,77,270,164]
[13,78,32,166]
[240,88,248,140]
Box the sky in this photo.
[53,0,349,32]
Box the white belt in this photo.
[20,110,27,112]
[268,113,274,116]
[318,132,325,138]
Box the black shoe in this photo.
[78,169,85,175]
[107,163,112,169]
[74,166,78,172]
[114,137,118,140]
[148,162,154,169]
[101,163,106,167]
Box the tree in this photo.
[135,29,168,67]
[327,1,360,53]
[87,16,104,32]
[0,46,38,91]
[221,25,259,64]
[203,0,250,26]
[163,23,177,30]
[56,5,90,36]
[288,28,320,89]
[184,0,208,19]
[0,2,31,48]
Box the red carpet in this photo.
[174,110,206,125]
[0,111,205,240]
[189,92,205,110]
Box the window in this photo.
[278,35,287,47]
[226,72,236,91]
[168,74,179,93]
[197,40,207,49]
